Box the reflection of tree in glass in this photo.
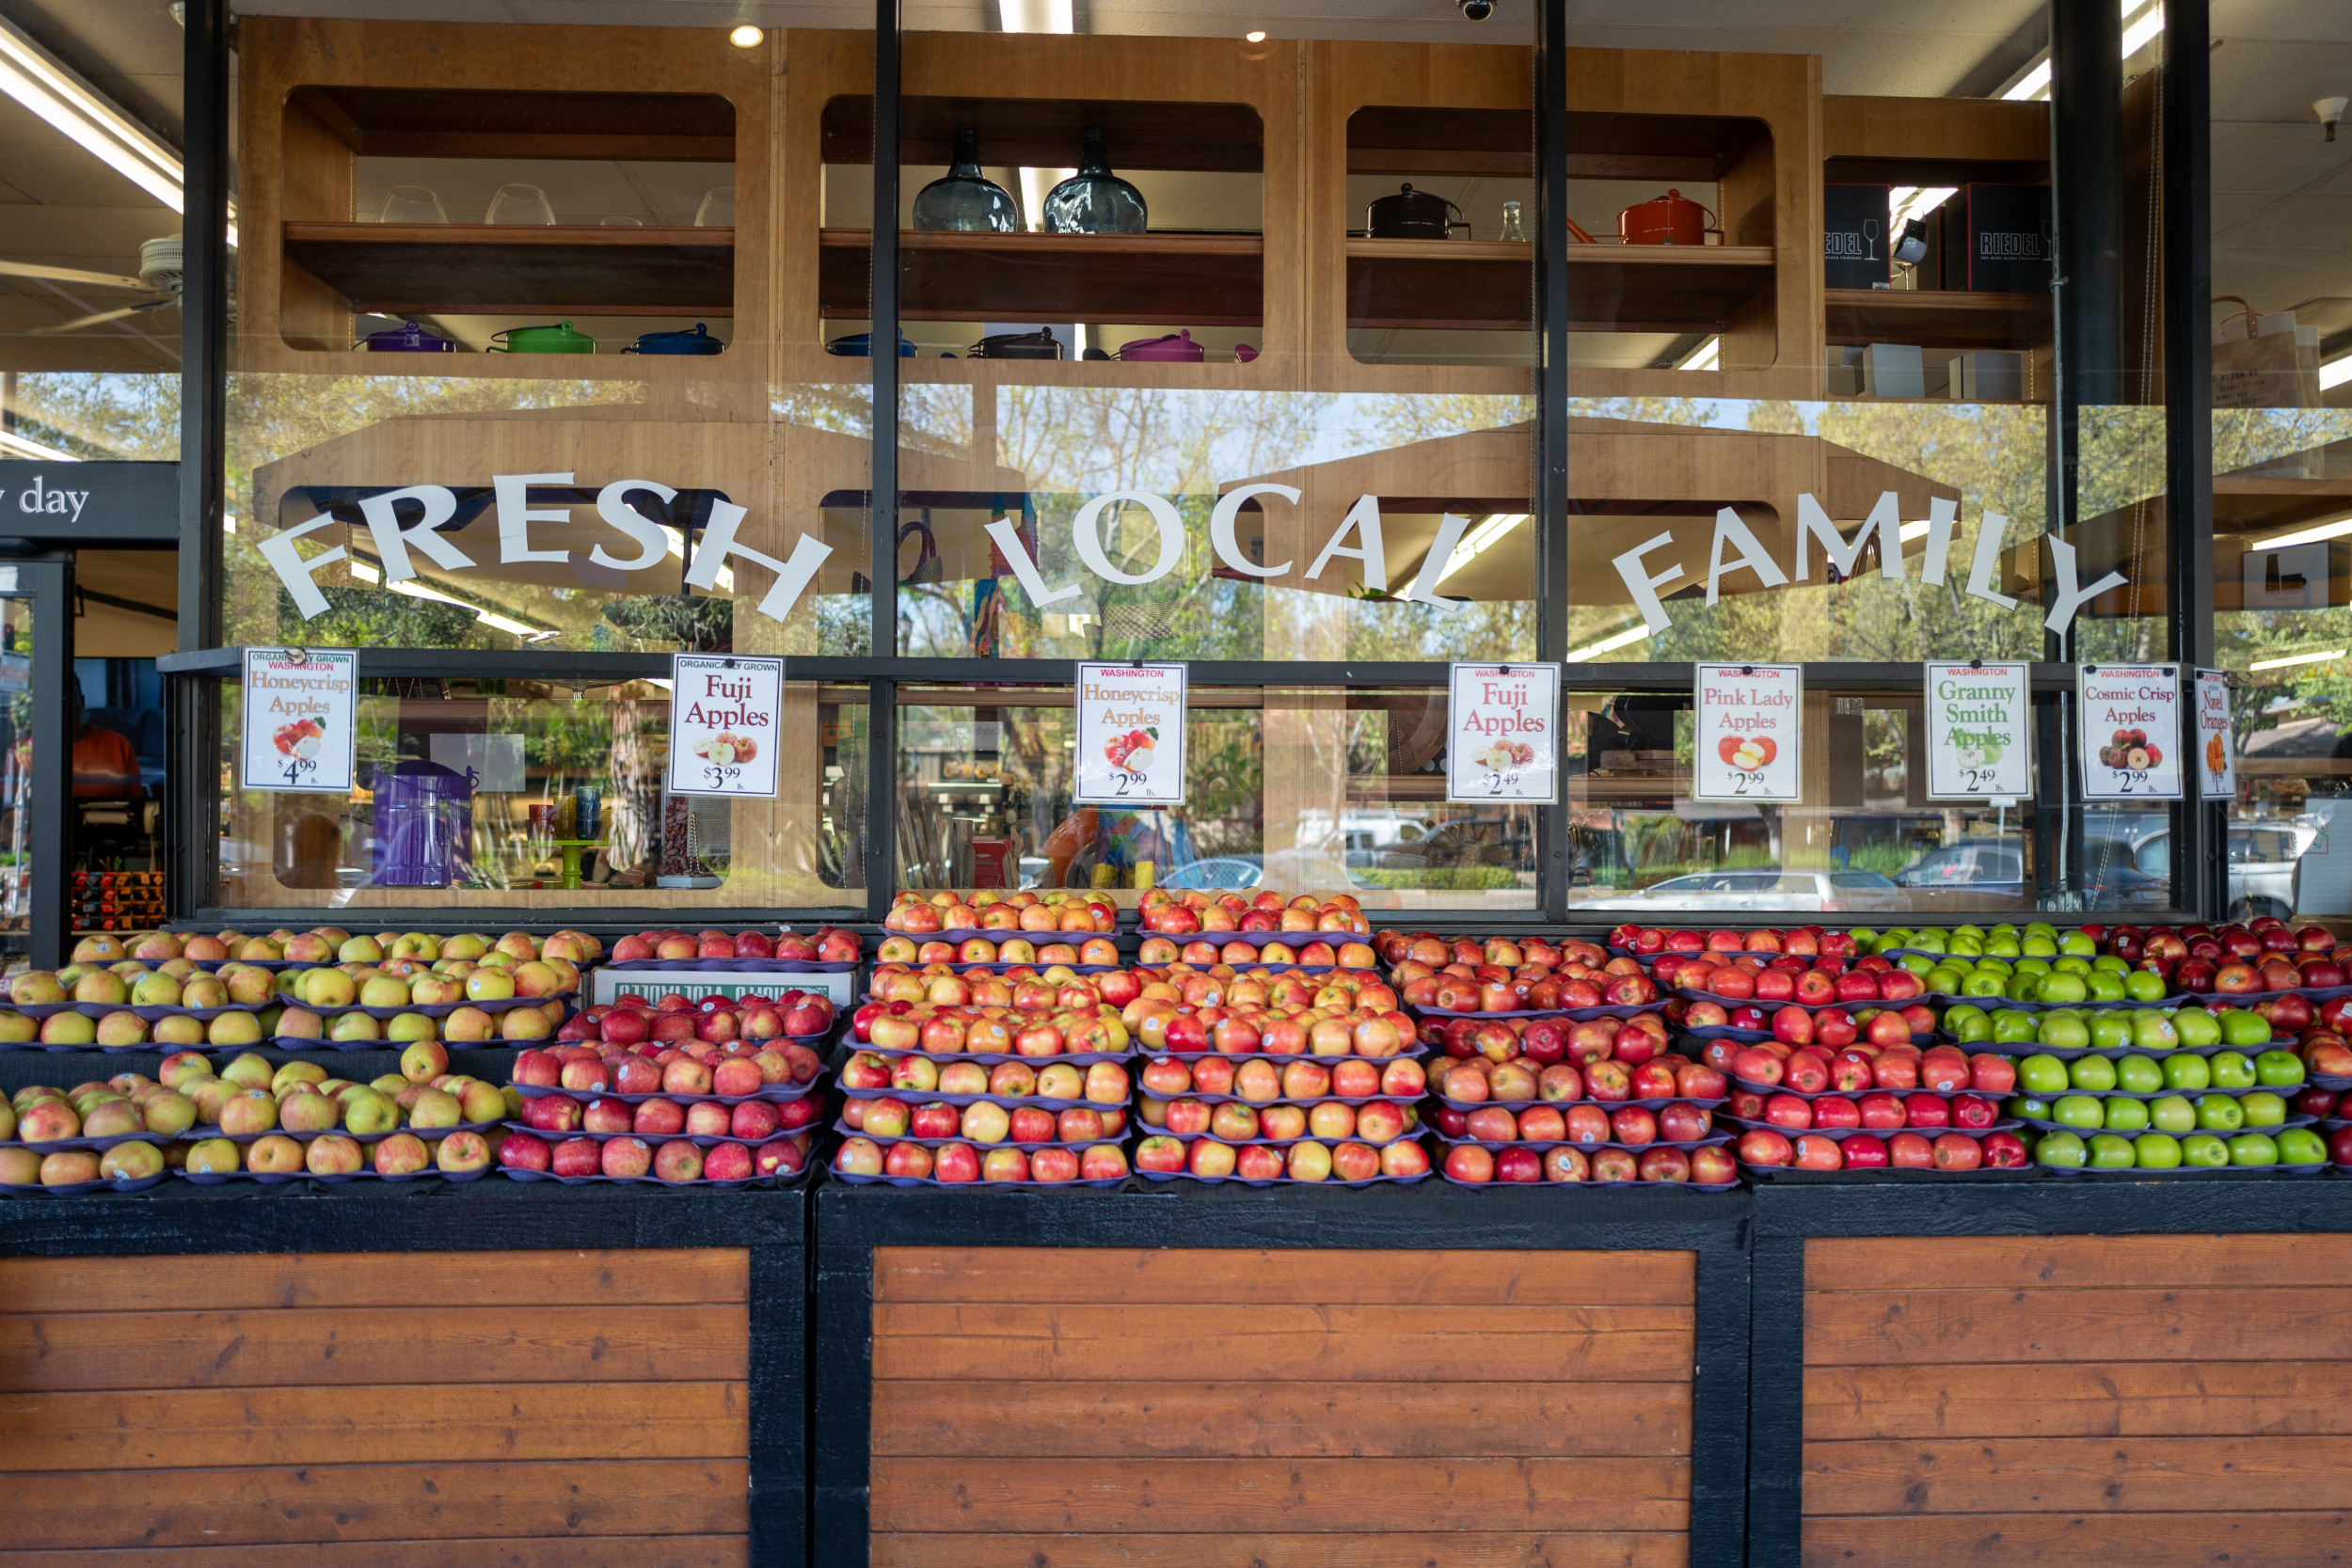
[596,595,733,653]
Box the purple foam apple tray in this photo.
[0,1172,169,1196]
[0,1130,179,1154]
[1438,1171,1740,1192]
[1413,1000,1662,1022]
[1136,1168,1428,1189]
[181,1118,505,1145]
[1434,1128,1734,1153]
[829,1119,1122,1152]
[1137,1085,1421,1111]
[178,1164,493,1185]
[858,1044,1135,1068]
[835,1085,1129,1113]
[604,957,858,974]
[507,1120,815,1149]
[1722,1117,2019,1142]
[1436,1092,1724,1115]
[832,1167,1124,1189]
[514,1079,818,1106]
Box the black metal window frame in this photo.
[160,0,2220,931]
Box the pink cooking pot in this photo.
[1118,329,1205,362]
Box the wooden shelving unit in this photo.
[818,230,1264,326]
[1825,288,2051,352]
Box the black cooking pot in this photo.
[969,329,1064,360]
[1366,182,1470,240]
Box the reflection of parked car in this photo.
[1155,855,1264,890]
[1575,868,1899,914]
[2130,817,2325,922]
[1896,840,2023,891]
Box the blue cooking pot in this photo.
[827,332,916,357]
[628,322,725,356]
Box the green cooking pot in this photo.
[490,320,596,355]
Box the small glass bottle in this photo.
[914,128,1020,233]
[1498,200,1527,243]
[1042,128,1149,235]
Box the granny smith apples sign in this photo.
[1925,661,2029,800]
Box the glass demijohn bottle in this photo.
[1498,200,1527,243]
[1042,128,1148,235]
[914,128,1020,233]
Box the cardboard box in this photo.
[1823,184,1892,290]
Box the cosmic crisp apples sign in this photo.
[1693,664,1803,802]
[2077,663,2183,801]
[1074,662,1187,805]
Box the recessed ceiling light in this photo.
[729,24,763,47]
[1245,30,1266,41]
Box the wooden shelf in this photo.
[823,95,1263,172]
[1345,242,1772,336]
[289,85,736,162]
[281,222,735,316]
[1825,288,2051,350]
[818,228,1264,325]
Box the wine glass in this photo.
[693,186,736,228]
[599,215,644,227]
[1863,217,1880,261]
[485,183,556,226]
[376,185,446,224]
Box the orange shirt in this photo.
[72,725,142,799]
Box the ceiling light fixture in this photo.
[1434,513,1528,584]
[2005,0,2161,102]
[2319,97,2348,142]
[1565,623,1651,661]
[1678,336,1721,372]
[2249,648,2346,673]
[728,24,763,47]
[0,16,191,220]
[1245,30,1266,42]
[0,428,74,462]
[2249,515,2352,552]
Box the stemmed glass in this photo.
[377,185,446,224]
[485,183,556,226]
[693,186,736,228]
[1863,217,1880,261]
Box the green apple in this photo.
[2086,971,2128,1002]
[2092,953,2131,974]
[2010,1094,2053,1121]
[2018,1054,2071,1095]
[1952,937,1985,958]
[2042,1013,2091,1051]
[2115,1054,2164,1094]
[1945,1005,1991,1042]
[2163,1053,2213,1091]
[2218,1010,2271,1048]
[1849,927,1880,949]
[1901,954,1937,978]
[2060,931,2098,957]
[2181,1132,2230,1167]
[2196,1093,2246,1132]
[1979,956,2015,975]
[2255,1050,2307,1088]
[2006,973,2042,1002]
[2086,1009,2132,1051]
[342,1088,397,1135]
[2124,970,2169,1003]
[2023,934,2059,958]
[2035,1130,2088,1167]
[2088,1132,2137,1168]
[1911,928,1949,953]
[2037,973,2089,1005]
[2211,1052,2258,1090]
[2068,1055,2119,1092]
[1987,934,2024,958]
[2054,1094,2106,1130]
[2229,1132,2280,1167]
[2277,1127,2328,1166]
[2131,1011,2180,1052]
[2103,1097,2150,1132]
[2053,956,2093,976]
[2148,1094,2197,1133]
[1964,972,2009,998]
[2133,1132,2184,1169]
[1994,1009,2041,1044]
[2240,1090,2288,1128]
[1927,967,1965,995]
[2172,1007,2222,1048]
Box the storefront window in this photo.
[2206,0,2352,922]
[897,684,1536,910]
[223,14,873,656]
[0,3,183,460]
[215,676,866,911]
[888,5,1537,664]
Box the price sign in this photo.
[1074,662,1187,805]
[2195,668,2237,800]
[240,647,357,793]
[1447,662,1560,803]
[666,655,782,798]
[2077,663,2184,800]
[1925,661,2031,800]
[1692,663,1803,802]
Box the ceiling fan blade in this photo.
[0,261,149,292]
[27,298,177,334]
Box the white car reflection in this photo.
[1574,868,1900,914]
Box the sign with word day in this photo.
[666,655,782,798]
[1074,662,1187,805]
[1924,661,2031,800]
[240,648,358,793]
[1447,662,1560,802]
[2195,669,2236,800]
[2078,663,2183,800]
[1692,664,1803,802]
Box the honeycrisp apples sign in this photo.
[2078,663,2184,800]
[1693,663,1803,802]
[240,647,358,793]
[1074,662,1187,805]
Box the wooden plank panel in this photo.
[1803,1513,2352,1566]
[1805,1234,2352,1294]
[0,1307,749,1390]
[1805,1435,2352,1514]
[873,1379,1691,1459]
[7,1461,747,1548]
[0,1541,746,1568]
[874,1248,1694,1307]
[869,1456,1689,1534]
[873,1532,1688,1568]
[0,1383,747,1469]
[1803,1288,2352,1366]
[1806,1361,2352,1442]
[0,1250,749,1312]
[871,1305,1692,1383]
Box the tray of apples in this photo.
[174,1042,501,1138]
[1441,1139,1738,1188]
[1136,1132,1427,1186]
[836,1053,1132,1114]
[517,1087,820,1148]
[1138,1053,1425,1110]
[1661,950,1929,1014]
[1737,1125,2032,1180]
[872,934,1127,973]
[1138,889,1371,945]
[604,925,864,973]
[1138,1089,1419,1149]
[1720,1036,2009,1100]
[272,998,570,1052]
[1135,933,1377,972]
[1430,1013,1726,1108]
[0,995,288,1053]
[836,1098,1120,1152]
[4,959,294,1022]
[267,954,580,1021]
[179,927,600,976]
[568,989,836,1047]
[1686,998,1940,1055]
[502,1130,809,1187]
[513,1038,823,1106]
[834,1135,1131,1187]
[883,889,1119,942]
[1383,932,1660,1019]
[1942,1001,2258,1061]
[3,1073,198,1154]
[1607,925,1859,965]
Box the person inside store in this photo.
[1040,802,1196,888]
[70,681,144,800]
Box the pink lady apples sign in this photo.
[1693,664,1803,802]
